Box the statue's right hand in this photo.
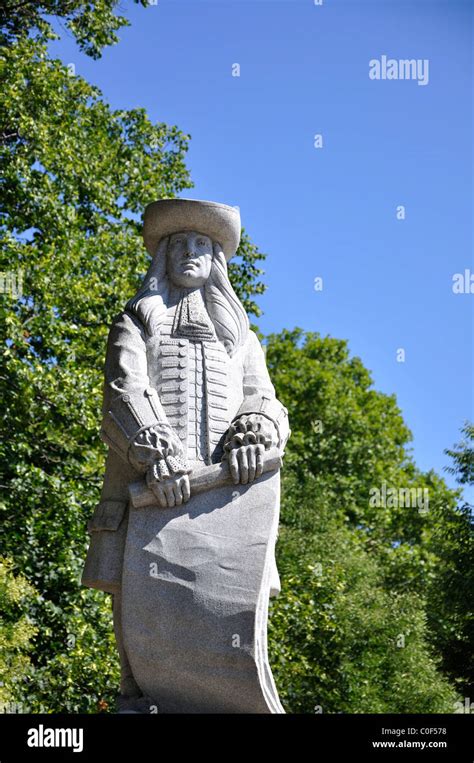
[146,456,192,508]
[148,473,191,508]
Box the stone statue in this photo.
[81,199,290,713]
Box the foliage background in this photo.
[0,1,472,714]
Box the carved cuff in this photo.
[146,454,191,488]
[128,423,185,474]
[232,395,290,452]
[223,413,277,453]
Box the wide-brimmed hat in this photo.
[143,198,241,261]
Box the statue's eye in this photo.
[197,239,206,247]
[173,238,183,244]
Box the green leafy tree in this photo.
[0,20,265,710]
[0,558,38,712]
[445,423,474,488]
[423,423,474,697]
[266,330,465,712]
[1,0,151,60]
[1,1,469,715]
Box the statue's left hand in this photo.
[223,413,277,485]
[228,443,265,485]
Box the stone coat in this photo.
[81,303,289,595]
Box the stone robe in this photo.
[81,288,289,712]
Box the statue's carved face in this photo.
[166,230,213,288]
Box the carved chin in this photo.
[175,271,205,286]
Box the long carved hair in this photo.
[126,237,249,356]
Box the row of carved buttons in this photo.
[168,416,212,428]
[159,383,187,393]
[160,370,189,380]
[160,358,188,368]
[161,394,187,404]
[163,405,187,415]
[157,371,217,384]
[168,419,187,429]
[159,347,187,357]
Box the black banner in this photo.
[1,713,472,761]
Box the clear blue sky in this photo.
[49,0,473,497]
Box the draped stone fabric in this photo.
[121,470,284,713]
[171,287,216,341]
